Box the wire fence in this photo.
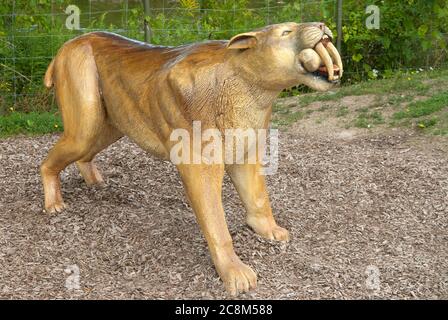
[0,0,446,113]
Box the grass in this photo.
[290,68,445,109]
[354,110,385,128]
[272,110,304,127]
[336,107,349,117]
[0,111,63,137]
[392,91,448,120]
[416,117,438,129]
[1,68,448,138]
[387,94,414,107]
[272,67,448,135]
[390,91,448,135]
[317,105,330,112]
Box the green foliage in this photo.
[146,0,333,45]
[354,110,384,128]
[393,91,448,120]
[0,111,62,137]
[341,0,448,83]
[0,0,72,113]
[273,67,448,135]
[272,109,304,127]
[336,106,349,117]
[417,117,438,129]
[0,0,447,118]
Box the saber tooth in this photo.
[326,42,343,78]
[315,42,334,81]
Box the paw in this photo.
[268,225,290,241]
[82,174,104,187]
[217,257,257,296]
[76,162,104,186]
[44,201,67,214]
[84,174,105,187]
[247,216,290,242]
[87,180,106,188]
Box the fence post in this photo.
[336,0,342,54]
[143,0,151,43]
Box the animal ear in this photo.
[227,32,258,50]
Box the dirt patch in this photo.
[340,94,378,107]
[275,92,447,139]
[0,129,447,299]
[275,94,385,137]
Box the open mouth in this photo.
[299,34,343,83]
[314,64,341,83]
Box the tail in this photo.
[44,58,55,88]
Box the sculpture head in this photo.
[227,22,343,92]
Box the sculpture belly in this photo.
[100,84,170,160]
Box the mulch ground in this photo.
[0,129,447,299]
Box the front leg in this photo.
[177,163,257,296]
[226,163,289,241]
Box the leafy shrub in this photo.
[0,0,447,113]
[340,0,448,82]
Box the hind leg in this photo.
[42,132,108,213]
[76,161,104,186]
[41,136,95,213]
[41,43,106,213]
[75,125,123,186]
[42,128,121,212]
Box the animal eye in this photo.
[281,30,292,36]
